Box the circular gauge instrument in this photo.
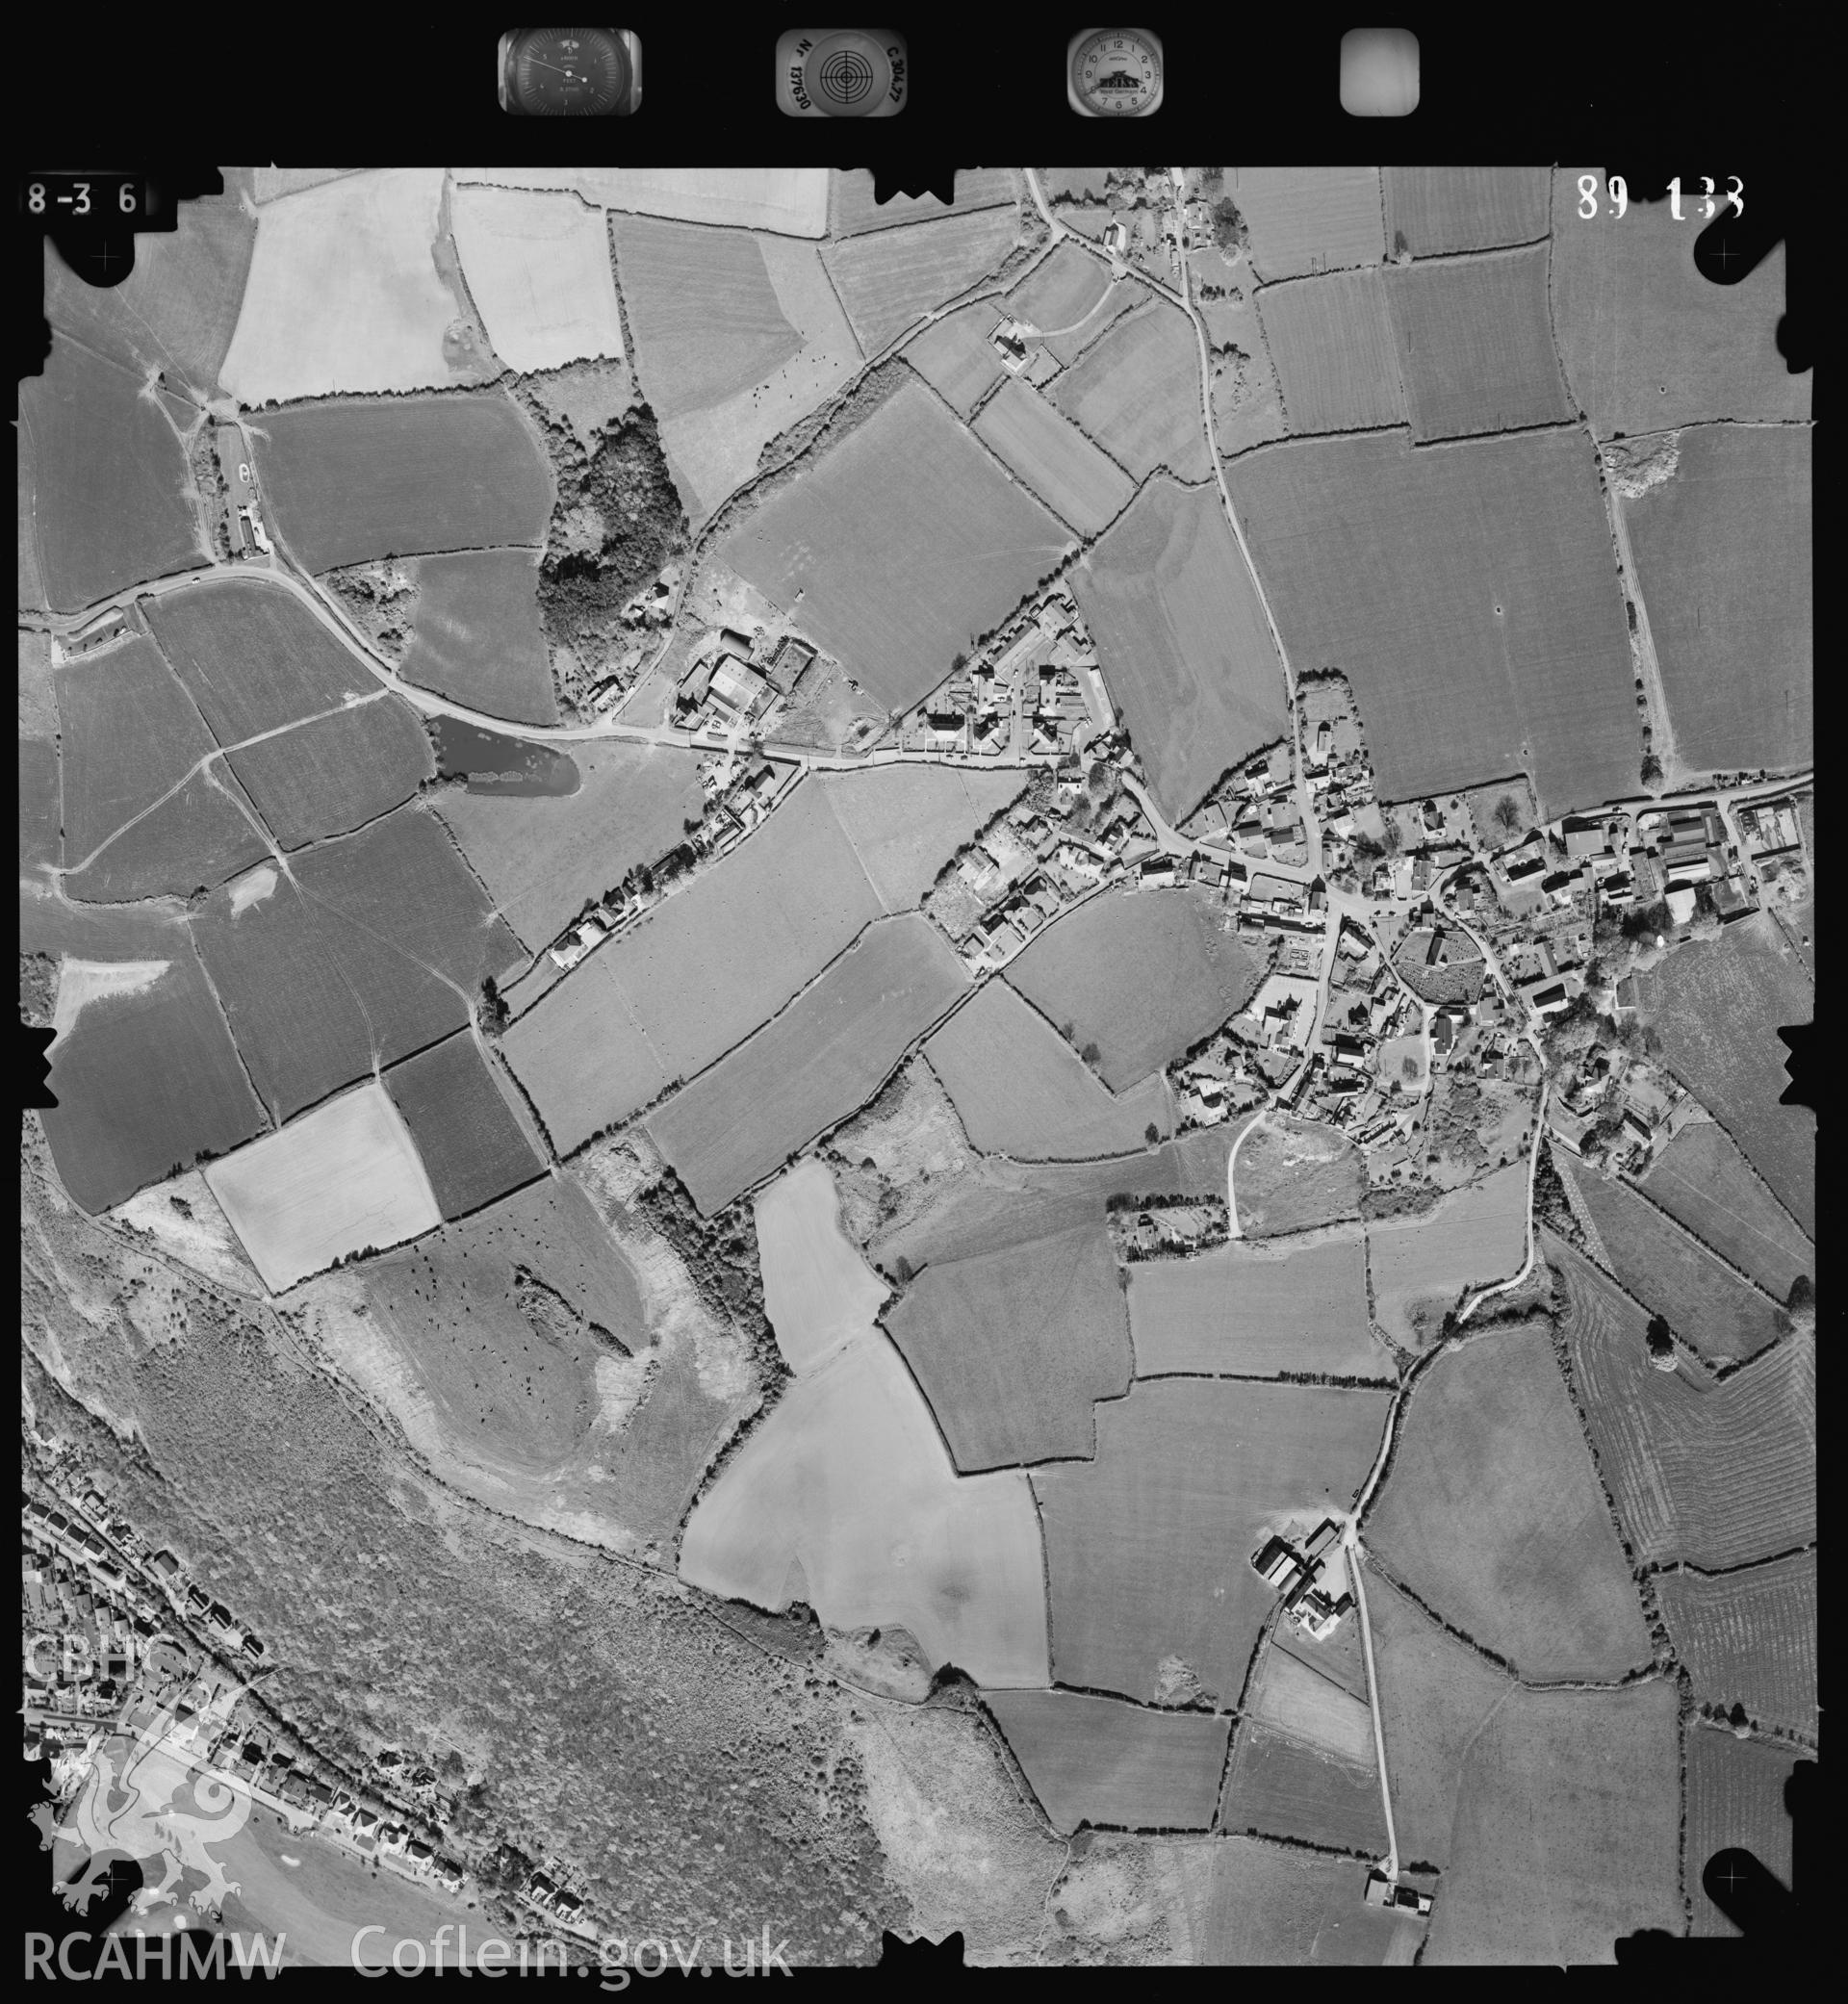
[503,27,632,116]
[1070,28,1165,117]
[801,30,896,116]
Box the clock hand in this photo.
[525,57,582,81]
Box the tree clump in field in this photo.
[630,1166,782,1384]
[19,951,59,1025]
[1210,198,1250,255]
[323,559,419,661]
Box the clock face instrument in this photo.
[504,28,632,116]
[1070,28,1165,116]
[776,29,908,117]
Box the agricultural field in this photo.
[1366,1322,1651,1678]
[1033,1378,1391,1705]
[1551,169,1811,438]
[902,302,1008,416]
[1365,1164,1529,1343]
[224,694,434,850]
[54,637,219,865]
[109,1166,266,1297]
[501,779,886,1143]
[1004,242,1109,339]
[1381,167,1551,257]
[1129,1233,1391,1381]
[1246,1642,1376,1767]
[715,377,1069,715]
[656,236,863,519]
[252,392,553,573]
[1192,1840,1419,1965]
[450,183,624,374]
[63,768,270,905]
[1657,1553,1816,1736]
[1070,479,1288,822]
[1640,1120,1813,1301]
[1257,270,1406,435]
[18,342,204,613]
[204,1080,442,1292]
[1684,1729,1801,1936]
[1227,427,1636,815]
[190,805,523,1124]
[1553,1156,1784,1362]
[144,576,378,739]
[883,1218,1132,1470]
[433,739,702,954]
[1424,1681,1680,1964]
[1365,1571,1513,1871]
[1220,1722,1386,1858]
[1622,424,1811,774]
[1235,1118,1366,1239]
[456,167,831,236]
[1227,167,1385,281]
[41,941,267,1215]
[924,978,1173,1161]
[1630,928,1814,1236]
[643,915,971,1215]
[973,379,1135,535]
[985,1691,1229,1836]
[221,169,472,405]
[381,1031,544,1221]
[1048,301,1213,482]
[397,549,558,727]
[820,205,1022,356]
[753,1160,887,1375]
[1551,1234,1814,1568]
[828,167,1016,238]
[678,1327,1050,1686]
[821,765,1024,910]
[41,170,256,398]
[1007,889,1262,1092]
[19,737,60,875]
[1382,245,1574,441]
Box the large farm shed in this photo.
[1227,427,1636,814]
[1071,478,1287,824]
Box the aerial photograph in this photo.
[21,162,1811,1969]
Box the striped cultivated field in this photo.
[984,1690,1229,1835]
[1382,167,1551,257]
[1550,1234,1815,1568]
[829,167,1015,237]
[1258,270,1406,435]
[1684,1728,1801,1936]
[1640,1121,1813,1302]
[901,302,1007,416]
[973,378,1134,534]
[821,205,1021,356]
[1229,167,1384,281]
[1657,1552,1816,1737]
[1048,300,1213,482]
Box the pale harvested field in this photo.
[829,167,1016,237]
[1034,1378,1391,1705]
[1641,1121,1813,1301]
[50,960,171,1046]
[1129,1232,1391,1380]
[110,1168,265,1295]
[1382,167,1551,256]
[1552,1233,1814,1569]
[1048,301,1213,481]
[984,1691,1228,1835]
[1005,242,1108,336]
[204,1081,441,1293]
[716,377,1069,714]
[1657,1553,1816,1736]
[456,167,830,237]
[902,303,1007,416]
[450,184,624,375]
[974,379,1135,534]
[925,978,1173,1162]
[883,1218,1132,1471]
[1624,424,1811,774]
[1228,428,1637,815]
[645,915,971,1216]
[821,764,1024,910]
[1367,1321,1651,1679]
[1258,269,1406,434]
[221,169,464,405]
[754,1159,888,1375]
[1007,887,1263,1093]
[1551,168,1810,437]
[1248,1644,1375,1766]
[1070,478,1288,823]
[660,236,861,519]
[1229,167,1384,281]
[679,1329,1049,1685]
[1383,245,1574,441]
[251,167,358,203]
[820,205,1022,355]
[1425,1681,1680,1964]
[1367,1165,1529,1343]
[1684,1728,1801,1936]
